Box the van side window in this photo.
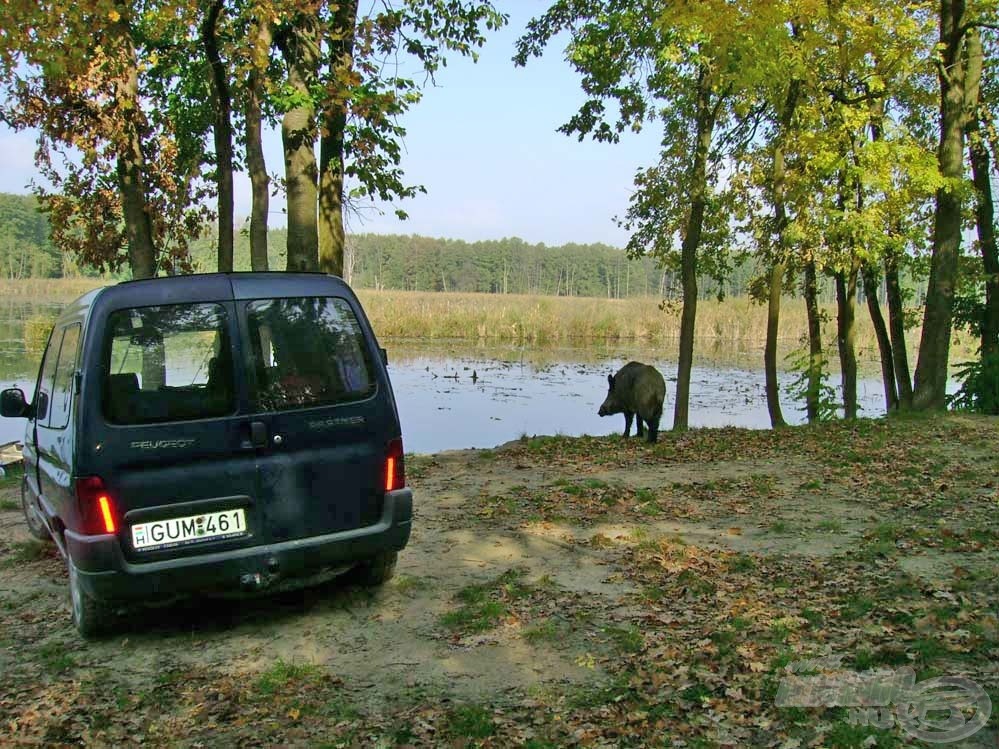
[247,297,374,412]
[34,326,61,424]
[103,303,234,425]
[48,323,82,430]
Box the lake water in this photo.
[0,302,891,453]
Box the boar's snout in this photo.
[598,395,616,417]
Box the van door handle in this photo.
[248,421,267,449]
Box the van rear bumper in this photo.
[65,489,413,602]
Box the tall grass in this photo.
[1,280,976,361]
[357,290,888,349]
[0,278,108,301]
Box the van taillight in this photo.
[75,476,118,534]
[384,438,405,492]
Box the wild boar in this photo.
[598,361,666,443]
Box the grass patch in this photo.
[800,608,824,627]
[567,674,633,709]
[641,585,667,603]
[0,499,19,512]
[603,625,643,654]
[909,637,947,663]
[394,574,431,596]
[727,553,757,573]
[870,523,902,543]
[440,601,507,633]
[37,641,76,674]
[680,683,714,704]
[839,595,876,622]
[256,660,324,696]
[677,568,717,596]
[769,520,790,534]
[748,473,776,494]
[710,628,740,657]
[817,519,843,532]
[635,487,655,502]
[0,539,50,568]
[825,719,902,748]
[0,463,25,486]
[523,619,560,644]
[445,704,496,740]
[440,569,531,634]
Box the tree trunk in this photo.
[764,78,799,429]
[318,0,359,278]
[863,265,899,413]
[765,262,787,427]
[278,18,320,272]
[869,97,909,410]
[835,260,860,419]
[201,0,234,273]
[968,66,998,359]
[884,254,913,408]
[673,68,717,432]
[803,256,823,423]
[115,36,156,280]
[245,15,271,272]
[913,12,982,409]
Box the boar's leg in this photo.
[635,418,645,438]
[646,414,661,444]
[623,412,634,437]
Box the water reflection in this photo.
[0,308,894,453]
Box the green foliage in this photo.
[948,352,999,415]
[0,194,62,279]
[783,347,839,422]
[952,272,987,340]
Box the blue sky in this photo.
[0,1,663,247]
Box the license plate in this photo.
[131,509,247,552]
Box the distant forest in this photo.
[1,191,848,302]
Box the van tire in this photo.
[68,560,114,639]
[351,551,397,586]
[21,479,50,541]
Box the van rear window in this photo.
[103,303,234,425]
[247,297,375,412]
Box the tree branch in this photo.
[957,21,999,38]
[825,86,884,106]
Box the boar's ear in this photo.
[607,373,615,386]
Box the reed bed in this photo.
[0,278,108,301]
[2,281,977,362]
[358,290,883,349]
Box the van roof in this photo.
[62,272,353,321]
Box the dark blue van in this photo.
[0,273,412,637]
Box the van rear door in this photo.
[86,296,263,562]
[238,294,389,542]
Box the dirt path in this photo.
[1,416,997,746]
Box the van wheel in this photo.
[351,551,397,586]
[68,560,114,639]
[21,479,50,541]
